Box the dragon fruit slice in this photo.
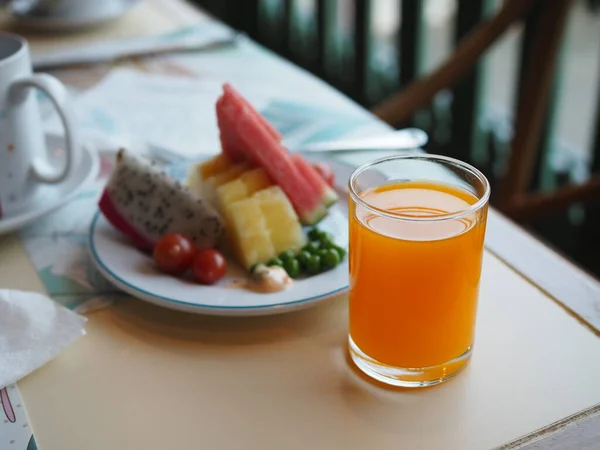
[99,149,225,251]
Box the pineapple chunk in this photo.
[240,168,272,194]
[203,163,250,205]
[216,167,272,213]
[199,154,234,179]
[216,178,248,210]
[196,162,306,269]
[186,165,204,197]
[186,154,234,197]
[254,186,306,254]
[224,197,275,269]
[212,162,251,186]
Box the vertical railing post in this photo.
[316,0,328,77]
[580,51,600,272]
[451,0,486,164]
[515,0,567,193]
[399,0,424,90]
[353,0,372,105]
[498,0,573,213]
[236,0,261,40]
[282,0,293,58]
[316,0,337,79]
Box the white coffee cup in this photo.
[0,33,77,217]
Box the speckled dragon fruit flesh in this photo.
[99,149,225,251]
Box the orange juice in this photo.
[349,180,487,370]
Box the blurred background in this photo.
[2,0,599,279]
[194,0,600,278]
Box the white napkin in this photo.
[0,290,87,388]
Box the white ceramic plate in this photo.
[10,0,141,31]
[89,159,352,316]
[0,134,100,235]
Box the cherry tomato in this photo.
[313,162,335,187]
[192,249,227,285]
[153,234,195,275]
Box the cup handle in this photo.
[9,73,77,184]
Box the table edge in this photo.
[486,209,600,334]
[495,402,600,449]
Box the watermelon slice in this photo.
[217,88,327,225]
[312,162,335,187]
[216,96,246,162]
[291,154,339,207]
[222,83,282,143]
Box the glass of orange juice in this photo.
[348,154,490,387]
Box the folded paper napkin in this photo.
[0,290,87,388]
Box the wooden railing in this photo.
[194,0,600,277]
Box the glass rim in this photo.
[348,154,491,223]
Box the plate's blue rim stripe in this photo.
[88,211,348,310]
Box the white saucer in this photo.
[10,0,141,31]
[89,159,352,317]
[0,134,100,235]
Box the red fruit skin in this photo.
[222,83,282,142]
[291,154,333,196]
[217,84,283,163]
[216,96,247,163]
[153,234,195,275]
[192,249,227,285]
[312,162,335,187]
[98,190,154,250]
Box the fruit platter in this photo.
[89,83,350,316]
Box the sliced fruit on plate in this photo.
[216,95,246,163]
[312,162,335,188]
[239,167,272,193]
[222,83,282,143]
[186,153,233,196]
[291,154,338,207]
[216,178,247,207]
[216,83,284,164]
[202,161,251,204]
[224,196,275,269]
[185,166,204,198]
[213,166,303,269]
[218,88,327,225]
[254,186,306,255]
[188,153,230,183]
[99,149,224,251]
[199,153,234,180]
[215,167,273,208]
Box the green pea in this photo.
[296,250,311,269]
[320,249,341,271]
[332,245,346,260]
[319,231,335,243]
[279,250,296,262]
[307,228,322,241]
[266,257,283,268]
[317,249,329,258]
[319,237,334,249]
[302,241,320,254]
[283,258,301,278]
[305,254,321,275]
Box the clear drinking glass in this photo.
[348,154,490,387]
